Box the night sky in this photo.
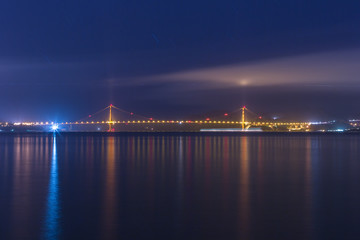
[1,0,360,122]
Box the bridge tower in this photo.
[108,104,113,132]
[241,106,245,131]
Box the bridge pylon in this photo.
[108,104,113,132]
[241,106,245,130]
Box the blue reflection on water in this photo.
[42,134,60,239]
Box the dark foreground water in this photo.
[1,133,360,240]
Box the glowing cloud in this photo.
[149,49,360,88]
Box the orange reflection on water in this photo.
[256,137,264,207]
[101,136,118,239]
[10,136,50,239]
[221,137,230,214]
[238,136,250,239]
[304,137,313,234]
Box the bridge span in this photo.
[4,104,312,132]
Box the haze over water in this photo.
[1,133,360,240]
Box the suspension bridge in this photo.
[9,104,311,132]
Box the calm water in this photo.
[1,133,360,240]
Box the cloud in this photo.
[145,48,360,88]
[2,48,360,90]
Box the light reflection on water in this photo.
[42,134,60,239]
[1,134,360,240]
[101,137,118,239]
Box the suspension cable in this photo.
[75,106,110,122]
[111,105,155,120]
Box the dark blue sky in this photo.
[1,0,360,121]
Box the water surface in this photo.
[1,133,360,240]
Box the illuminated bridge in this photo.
[7,104,312,132]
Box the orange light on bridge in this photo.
[224,113,228,116]
[206,118,210,121]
